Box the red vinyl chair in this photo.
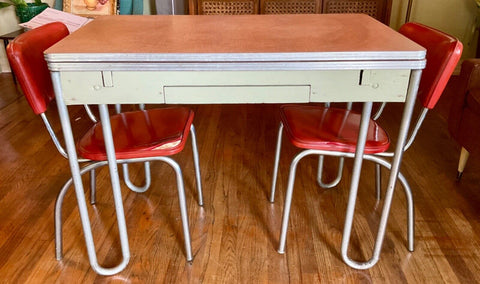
[270,22,462,266]
[7,22,203,273]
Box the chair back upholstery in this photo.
[6,22,69,115]
[399,22,462,109]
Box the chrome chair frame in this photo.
[270,81,437,268]
[270,112,421,251]
[270,72,424,269]
[39,106,203,266]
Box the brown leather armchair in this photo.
[448,58,480,179]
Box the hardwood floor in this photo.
[0,72,479,283]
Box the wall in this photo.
[396,0,478,61]
[0,7,20,72]
[389,0,407,30]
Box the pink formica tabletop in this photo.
[45,14,425,65]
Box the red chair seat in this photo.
[280,105,390,154]
[78,107,194,160]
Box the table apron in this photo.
[59,69,411,105]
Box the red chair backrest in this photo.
[399,22,463,109]
[6,22,69,115]
[399,23,463,109]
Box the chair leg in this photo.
[364,155,415,252]
[397,171,414,252]
[278,150,309,254]
[270,123,284,203]
[456,147,469,180]
[55,161,108,260]
[274,150,416,257]
[160,157,193,262]
[316,155,344,188]
[55,157,196,263]
[190,125,204,206]
[55,177,74,260]
[122,162,152,193]
[90,169,96,204]
[375,164,381,200]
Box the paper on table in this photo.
[19,8,93,33]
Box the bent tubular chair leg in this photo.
[120,156,195,261]
[275,149,415,255]
[317,155,344,188]
[362,155,414,252]
[277,149,314,253]
[90,169,96,204]
[156,156,193,261]
[122,162,152,193]
[375,164,381,200]
[190,125,204,206]
[55,161,108,260]
[278,102,374,255]
[54,156,196,264]
[270,123,284,203]
[398,171,414,251]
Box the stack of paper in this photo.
[19,8,93,33]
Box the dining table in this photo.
[44,13,425,275]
